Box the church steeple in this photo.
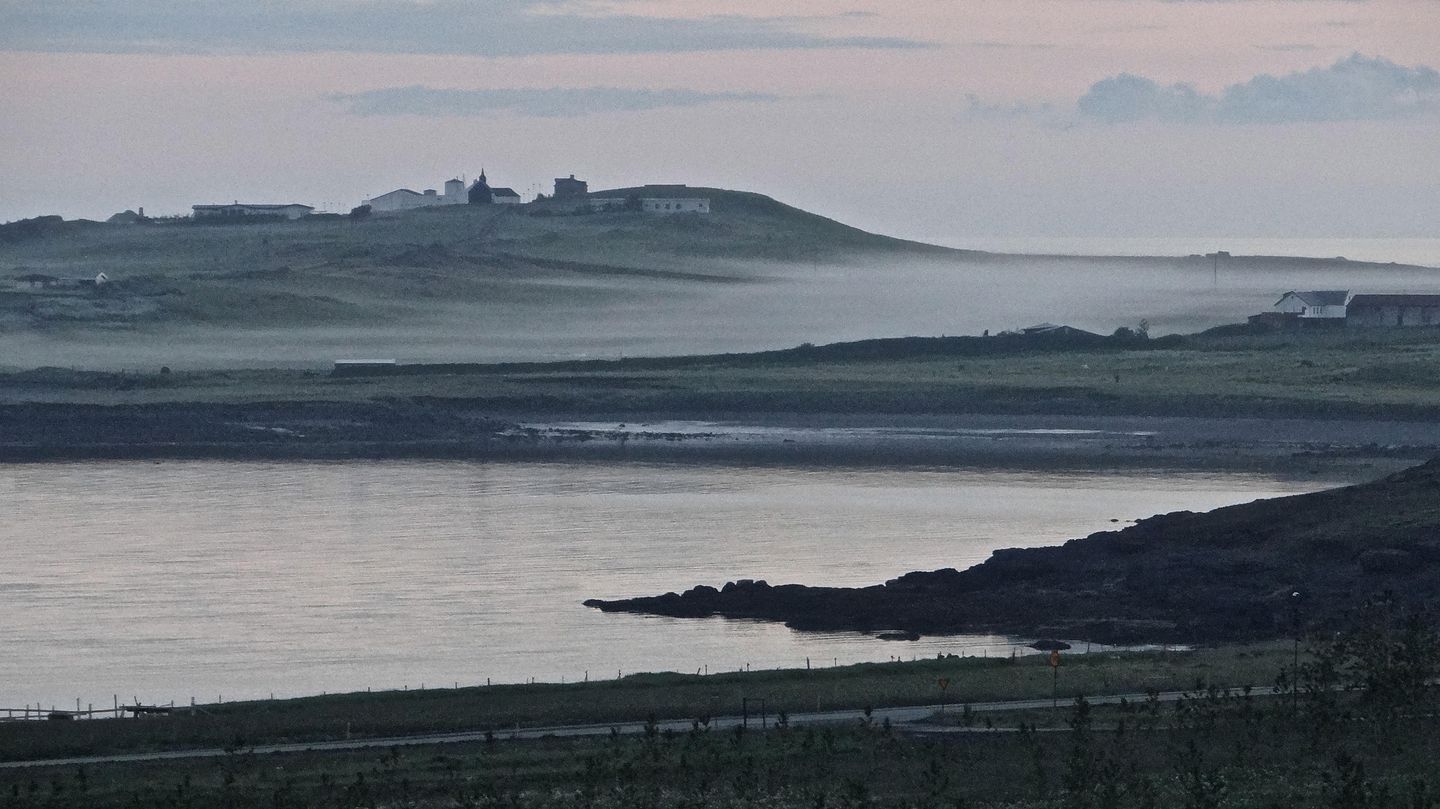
[468,168,494,204]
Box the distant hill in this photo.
[2,188,1433,369]
[0,188,963,337]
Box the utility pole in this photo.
[1049,651,1061,708]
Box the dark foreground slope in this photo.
[587,458,1440,644]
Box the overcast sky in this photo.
[2,0,1438,239]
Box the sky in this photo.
[2,0,1438,239]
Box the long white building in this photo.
[365,179,468,212]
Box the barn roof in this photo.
[1276,290,1349,307]
[1347,294,1440,308]
[491,187,521,197]
[1019,323,1101,338]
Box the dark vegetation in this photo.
[2,614,1438,807]
[589,457,1440,645]
[0,216,100,245]
[0,400,517,461]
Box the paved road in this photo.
[0,687,1265,770]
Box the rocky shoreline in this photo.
[586,458,1440,645]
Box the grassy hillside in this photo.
[0,191,957,336]
[548,186,962,260]
[10,329,1440,421]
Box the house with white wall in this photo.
[1274,290,1349,319]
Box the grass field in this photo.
[8,330,1440,422]
[0,645,1294,763]
[3,638,1438,808]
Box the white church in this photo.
[363,172,522,212]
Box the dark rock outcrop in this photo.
[586,458,1440,644]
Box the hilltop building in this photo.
[588,196,710,214]
[466,170,523,205]
[192,203,313,221]
[468,171,492,204]
[553,175,588,198]
[586,186,711,214]
[365,178,468,212]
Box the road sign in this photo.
[937,678,950,691]
[1048,650,1061,668]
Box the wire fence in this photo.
[3,639,1160,722]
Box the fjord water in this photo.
[1,460,1334,709]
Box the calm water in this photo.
[0,460,1333,709]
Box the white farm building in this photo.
[1273,290,1349,319]
[365,179,468,212]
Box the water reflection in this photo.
[0,460,1328,707]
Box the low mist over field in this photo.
[3,193,1439,370]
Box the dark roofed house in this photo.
[553,175,588,198]
[1346,294,1440,328]
[1017,323,1104,342]
[1274,290,1349,319]
[1020,322,1101,336]
[468,171,493,205]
